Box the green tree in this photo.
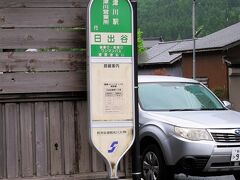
[138,0,240,40]
[138,28,145,55]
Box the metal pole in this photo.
[130,0,141,180]
[192,0,196,79]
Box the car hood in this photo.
[143,110,240,129]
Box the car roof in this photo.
[138,75,199,83]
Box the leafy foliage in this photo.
[138,0,240,40]
[138,28,145,54]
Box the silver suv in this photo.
[139,75,240,180]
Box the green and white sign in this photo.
[90,0,132,57]
[88,0,135,179]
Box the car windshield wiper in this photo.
[169,109,201,111]
[169,108,226,111]
[200,108,226,111]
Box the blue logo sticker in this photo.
[108,141,118,153]
[235,129,240,136]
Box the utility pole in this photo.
[130,0,141,180]
[192,0,196,79]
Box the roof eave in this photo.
[138,54,182,66]
[170,40,240,54]
[170,47,225,54]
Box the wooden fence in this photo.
[0,0,130,179]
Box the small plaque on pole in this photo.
[87,0,135,178]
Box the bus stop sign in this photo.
[88,0,135,178]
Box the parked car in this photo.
[138,75,240,180]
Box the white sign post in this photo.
[87,0,135,178]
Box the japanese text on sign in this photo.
[92,33,131,45]
[104,82,124,113]
[103,0,120,26]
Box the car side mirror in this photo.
[223,101,232,109]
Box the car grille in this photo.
[211,132,240,143]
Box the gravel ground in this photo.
[121,175,235,180]
[175,174,235,180]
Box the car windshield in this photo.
[139,82,225,111]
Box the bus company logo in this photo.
[108,141,119,153]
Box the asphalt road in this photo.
[175,174,235,180]
[122,175,235,180]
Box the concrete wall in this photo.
[227,45,240,111]
[229,68,240,111]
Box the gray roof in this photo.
[143,39,160,49]
[171,22,240,53]
[139,22,240,65]
[139,40,192,65]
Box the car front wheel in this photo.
[141,144,174,180]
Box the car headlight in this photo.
[174,127,212,141]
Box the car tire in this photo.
[141,144,174,180]
[234,172,240,180]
